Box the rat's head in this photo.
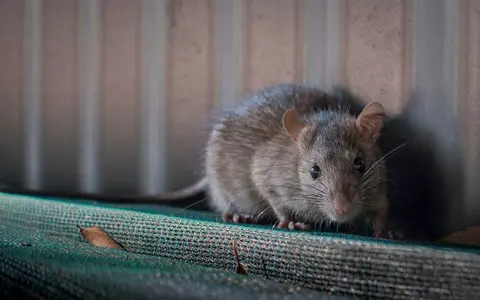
[282,102,386,224]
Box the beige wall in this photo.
[0,0,479,234]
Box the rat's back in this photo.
[215,84,338,140]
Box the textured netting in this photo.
[1,192,480,299]
[0,227,341,300]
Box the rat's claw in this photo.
[275,220,290,229]
[373,227,389,239]
[387,230,404,240]
[223,213,254,224]
[276,220,310,231]
[222,213,233,222]
[375,229,404,240]
[293,222,310,230]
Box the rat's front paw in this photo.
[387,230,405,240]
[374,227,388,239]
[372,201,390,239]
[275,220,310,231]
[223,213,255,224]
[374,227,405,240]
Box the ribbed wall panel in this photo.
[0,0,479,236]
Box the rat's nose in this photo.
[333,193,351,215]
[335,204,350,215]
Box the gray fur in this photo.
[206,83,388,229]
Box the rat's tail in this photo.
[147,176,208,201]
[0,177,208,203]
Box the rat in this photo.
[3,84,389,238]
[203,84,389,238]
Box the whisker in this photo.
[363,142,407,178]
[272,219,280,229]
[319,216,328,231]
[256,207,272,222]
[182,198,207,210]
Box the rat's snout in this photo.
[332,191,351,215]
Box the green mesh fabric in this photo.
[1,192,480,299]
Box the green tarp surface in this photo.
[1,192,479,299]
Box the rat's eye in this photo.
[353,157,366,174]
[310,165,321,179]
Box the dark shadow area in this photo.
[333,86,466,241]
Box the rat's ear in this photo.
[355,102,385,141]
[283,109,308,142]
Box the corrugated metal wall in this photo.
[0,0,479,234]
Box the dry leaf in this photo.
[437,226,480,247]
[232,236,247,275]
[78,225,125,250]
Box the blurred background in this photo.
[0,0,479,238]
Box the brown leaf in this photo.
[77,225,125,250]
[437,226,480,247]
[232,236,247,275]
